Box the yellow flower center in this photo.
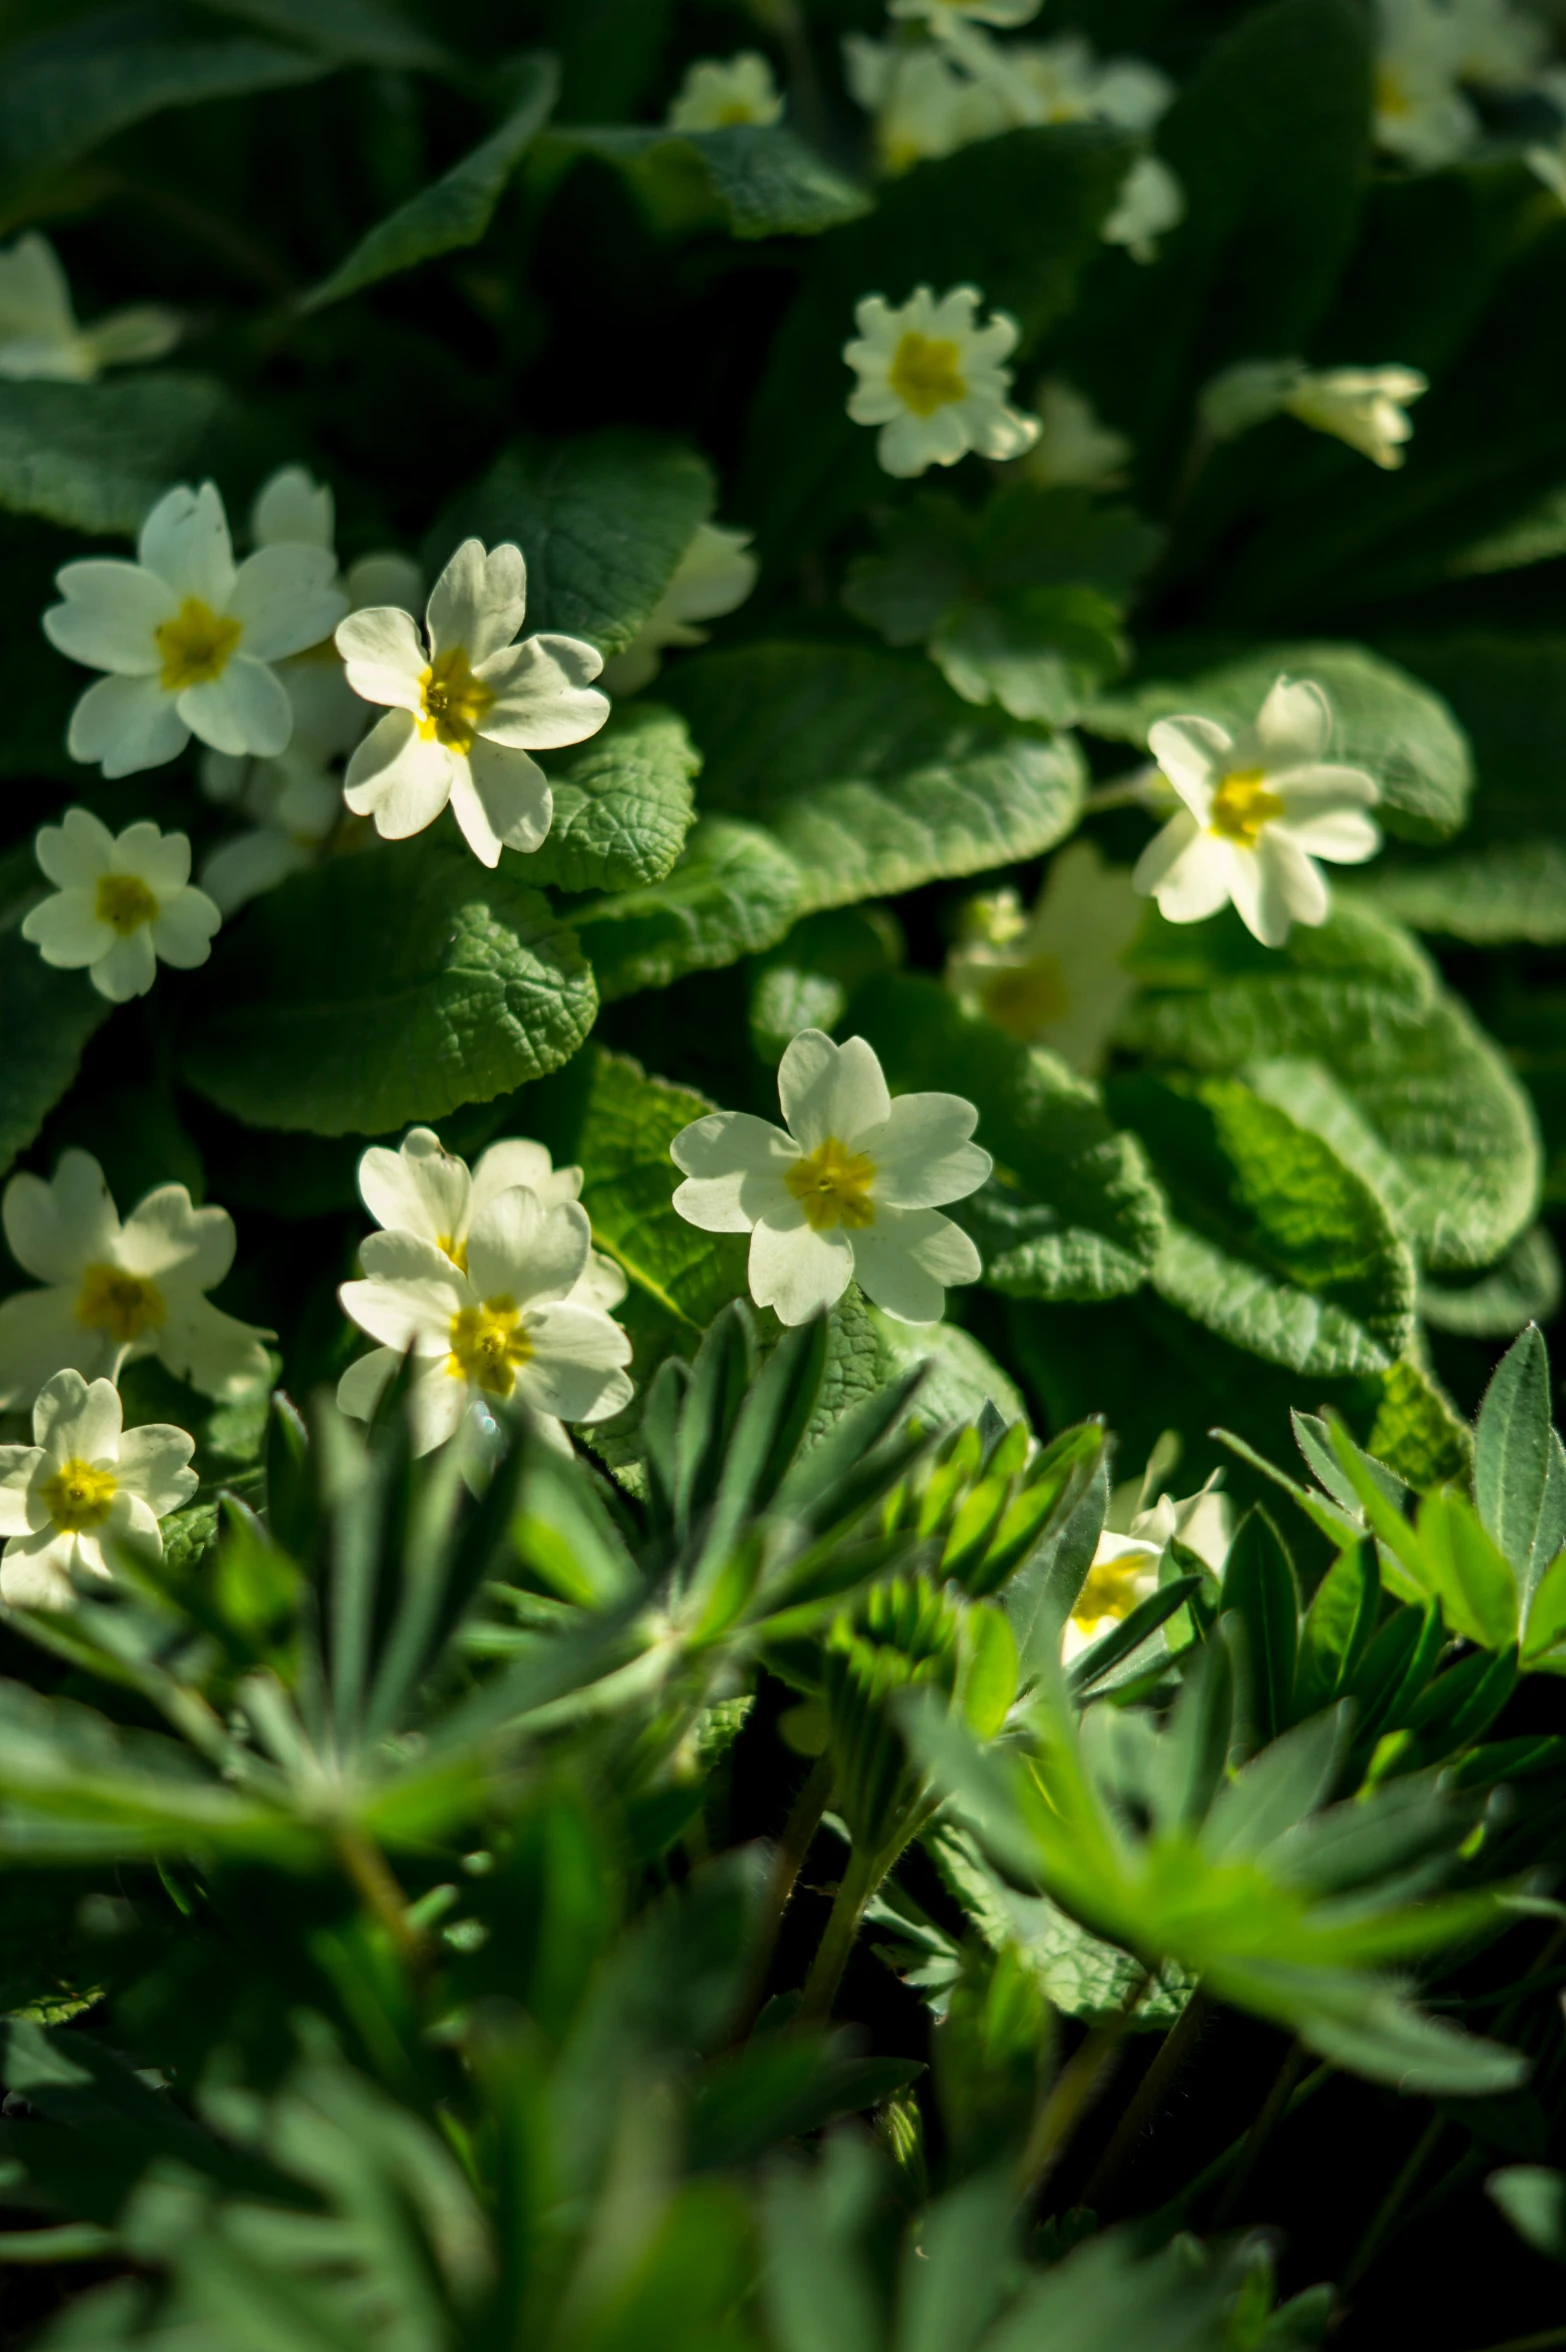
[94,872,159,937]
[447,1298,531,1396]
[979,955,1072,1040]
[435,1233,469,1274]
[75,1264,166,1346]
[1208,768,1285,847]
[784,1138,877,1233]
[1071,1553,1152,1632]
[1374,64,1412,118]
[888,331,967,418]
[39,1457,118,1534]
[155,597,242,691]
[714,99,762,123]
[418,648,495,754]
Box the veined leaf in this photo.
[0,374,266,537]
[519,704,699,895]
[1354,842,1566,945]
[545,122,869,240]
[573,816,803,1002]
[1475,1326,1566,1610]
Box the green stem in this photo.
[1340,2113,1444,2295]
[334,1826,428,1972]
[799,1843,881,2023]
[1212,2035,1307,2226]
[1015,1973,1149,2206]
[1080,1987,1211,2214]
[736,1755,834,2037]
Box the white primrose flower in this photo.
[0,1149,271,1409]
[0,1371,196,1610]
[1373,0,1480,166]
[1132,676,1382,949]
[1063,1479,1232,1665]
[355,1126,627,1312]
[667,52,784,129]
[601,523,758,697]
[845,285,1039,479]
[977,32,1173,130]
[337,1187,634,1458]
[1201,357,1428,471]
[0,232,179,383]
[1021,378,1133,489]
[1102,153,1186,262]
[945,840,1143,1076]
[337,537,610,868]
[42,480,348,779]
[670,1030,991,1327]
[22,809,221,1001]
[843,37,1008,173]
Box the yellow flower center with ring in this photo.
[94,872,160,937]
[888,331,967,418]
[75,1264,166,1345]
[980,955,1072,1041]
[155,597,242,691]
[40,1457,118,1534]
[447,1298,531,1396]
[785,1138,877,1233]
[418,648,495,754]
[1208,768,1285,847]
[1071,1553,1152,1632]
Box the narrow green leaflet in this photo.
[546,123,870,240]
[430,429,714,655]
[1107,1073,1416,1377]
[854,974,1166,1303]
[1124,902,1541,1272]
[1353,843,1566,945]
[180,841,597,1136]
[0,375,266,538]
[190,0,448,68]
[1088,643,1472,843]
[663,644,1085,915]
[301,56,559,309]
[520,704,699,895]
[572,816,803,1002]
[1474,1326,1566,1609]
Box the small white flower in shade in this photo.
[1201,358,1428,470]
[1449,0,1547,85]
[1132,676,1382,949]
[1527,132,1566,204]
[977,32,1173,130]
[1373,0,1479,165]
[843,37,1007,173]
[845,285,1039,479]
[0,1371,196,1609]
[670,1030,991,1327]
[22,809,220,1002]
[337,538,609,868]
[0,1148,271,1409]
[0,233,180,383]
[945,840,1143,1075]
[199,746,344,915]
[42,481,347,779]
[1102,153,1185,262]
[336,1188,633,1457]
[667,51,784,129]
[355,1126,627,1312]
[1062,1472,1232,1664]
[1021,378,1133,489]
[601,524,758,696]
[889,0,1043,31]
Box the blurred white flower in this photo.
[890,0,1043,31]
[671,1029,990,1326]
[1202,357,1428,469]
[0,1148,270,1408]
[667,51,783,129]
[945,840,1143,1075]
[22,809,220,1001]
[845,284,1039,477]
[1103,153,1185,262]
[0,232,179,382]
[1063,1475,1232,1664]
[337,1187,633,1456]
[199,747,343,914]
[338,537,609,867]
[1133,675,1382,948]
[1449,0,1548,85]
[1373,0,1481,165]
[42,480,346,778]
[601,523,757,696]
[1021,378,1133,489]
[977,30,1173,129]
[0,1370,196,1608]
[355,1125,627,1311]
[843,36,1008,173]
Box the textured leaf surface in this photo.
[573,816,803,1002]
[798,1287,1026,1453]
[520,704,698,895]
[0,375,265,537]
[664,644,1084,914]
[548,123,869,238]
[180,842,596,1135]
[1353,843,1566,944]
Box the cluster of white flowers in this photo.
[945,841,1144,1075]
[337,1127,633,1457]
[1201,357,1428,471]
[1374,0,1550,169]
[672,1030,990,1326]
[844,283,1040,477]
[0,233,179,383]
[0,1150,270,1609]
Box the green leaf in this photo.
[545,122,870,240]
[662,643,1085,917]
[0,373,267,537]
[1365,1357,1473,1489]
[853,973,1166,1304]
[429,428,715,656]
[0,894,110,1182]
[1089,643,1472,844]
[1421,1227,1561,1341]
[749,905,904,1063]
[1489,2166,1566,2263]
[1353,842,1566,945]
[1294,1543,1378,1717]
[180,841,596,1136]
[573,815,803,1003]
[1108,1072,1416,1377]
[930,589,1126,728]
[0,11,329,207]
[1221,1508,1301,1743]
[1474,1326,1566,1609]
[516,704,698,895]
[795,1286,1026,1459]
[301,56,559,309]
[1124,902,1540,1274]
[191,0,448,68]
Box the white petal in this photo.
[1143,827,1234,925]
[0,1448,39,1538]
[778,1031,891,1151]
[0,235,75,339]
[1147,715,1228,815]
[156,1298,270,1400]
[33,1368,120,1459]
[879,408,968,477]
[92,929,157,1000]
[470,1140,569,1219]
[200,828,308,914]
[4,1150,118,1282]
[22,889,110,969]
[748,1217,854,1324]
[251,465,334,551]
[426,538,526,665]
[179,655,291,759]
[0,1528,82,1610]
[0,1284,115,1407]
[478,635,608,750]
[454,740,552,863]
[343,710,453,837]
[337,1346,398,1422]
[341,1239,466,1351]
[67,673,189,777]
[114,1422,198,1518]
[359,1131,470,1248]
[137,481,235,607]
[34,806,112,889]
[1279,810,1380,865]
[150,886,221,970]
[868,1093,990,1209]
[467,1189,590,1307]
[82,305,181,370]
[44,561,171,673]
[114,819,188,896]
[669,1112,799,1231]
[1262,832,1331,931]
[514,1302,632,1422]
[1226,840,1308,947]
[407,1361,469,1456]
[336,606,428,709]
[1253,676,1332,764]
[118,1186,232,1286]
[575,1251,628,1312]
[346,552,423,614]
[849,1205,980,1322]
[226,546,346,662]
